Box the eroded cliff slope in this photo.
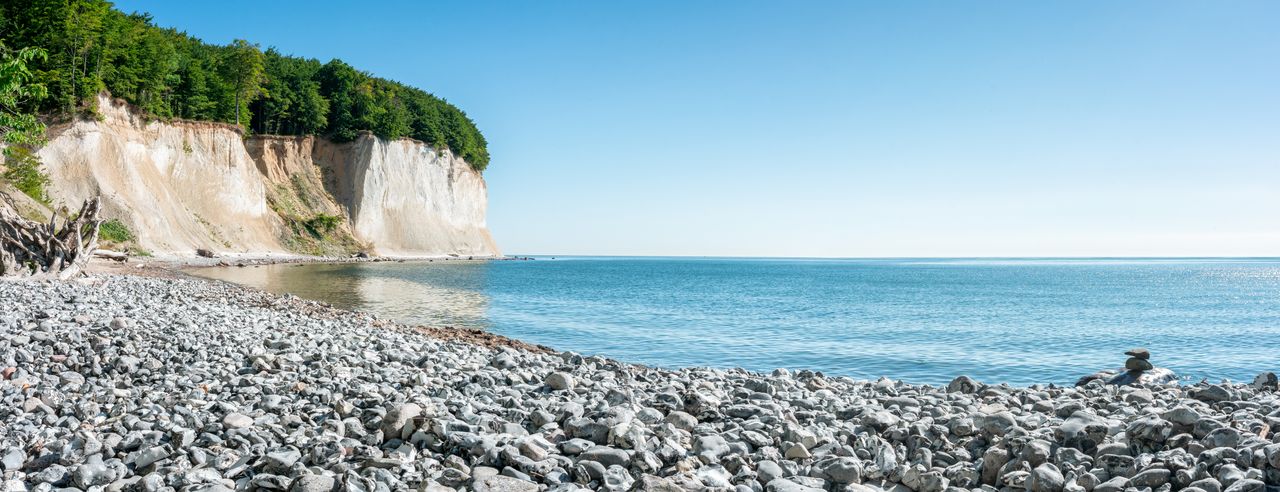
[39,96,286,254]
[30,95,499,257]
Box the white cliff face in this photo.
[39,96,287,254]
[313,134,500,257]
[35,94,499,257]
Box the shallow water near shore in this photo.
[193,257,1280,386]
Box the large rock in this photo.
[1223,479,1264,492]
[822,457,864,484]
[1076,367,1176,386]
[1027,463,1065,492]
[765,478,825,492]
[223,413,254,429]
[578,446,630,468]
[289,475,335,492]
[381,403,422,439]
[1130,469,1171,489]
[1190,384,1233,402]
[471,475,538,492]
[947,375,979,394]
[73,463,117,488]
[1252,372,1277,391]
[544,372,574,391]
[693,435,730,463]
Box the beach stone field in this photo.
[3,275,1280,492]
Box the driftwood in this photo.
[0,197,102,280]
[93,249,129,262]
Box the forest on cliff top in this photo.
[0,0,490,170]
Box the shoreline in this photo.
[84,252,525,282]
[120,252,515,269]
[1,268,1278,492]
[80,259,545,354]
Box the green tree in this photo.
[61,0,108,111]
[316,59,363,141]
[0,43,48,146]
[99,12,177,116]
[250,50,327,135]
[0,42,51,201]
[220,39,264,127]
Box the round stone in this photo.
[544,372,574,391]
[1125,357,1153,371]
[223,413,255,429]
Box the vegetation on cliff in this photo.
[0,41,50,203]
[0,0,490,170]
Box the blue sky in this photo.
[116,1,1279,257]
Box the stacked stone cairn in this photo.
[1124,348,1154,372]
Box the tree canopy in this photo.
[0,42,47,147]
[0,0,490,171]
[0,41,51,202]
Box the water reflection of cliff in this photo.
[191,262,491,329]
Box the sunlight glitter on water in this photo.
[195,257,1280,385]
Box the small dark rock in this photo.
[1125,357,1154,371]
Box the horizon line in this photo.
[506,254,1280,260]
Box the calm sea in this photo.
[194,257,1280,386]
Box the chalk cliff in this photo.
[39,96,285,254]
[312,135,499,257]
[32,95,499,257]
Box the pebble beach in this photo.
[3,273,1280,492]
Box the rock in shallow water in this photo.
[1076,367,1177,386]
[1252,371,1277,390]
[947,375,979,393]
[1077,348,1176,386]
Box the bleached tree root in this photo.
[0,197,102,280]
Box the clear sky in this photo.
[115,1,1278,257]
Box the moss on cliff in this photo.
[266,179,366,257]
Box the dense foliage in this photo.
[0,41,50,202]
[2,146,49,203]
[0,0,490,170]
[303,213,342,236]
[98,218,133,243]
[0,42,46,147]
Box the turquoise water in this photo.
[197,257,1280,385]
